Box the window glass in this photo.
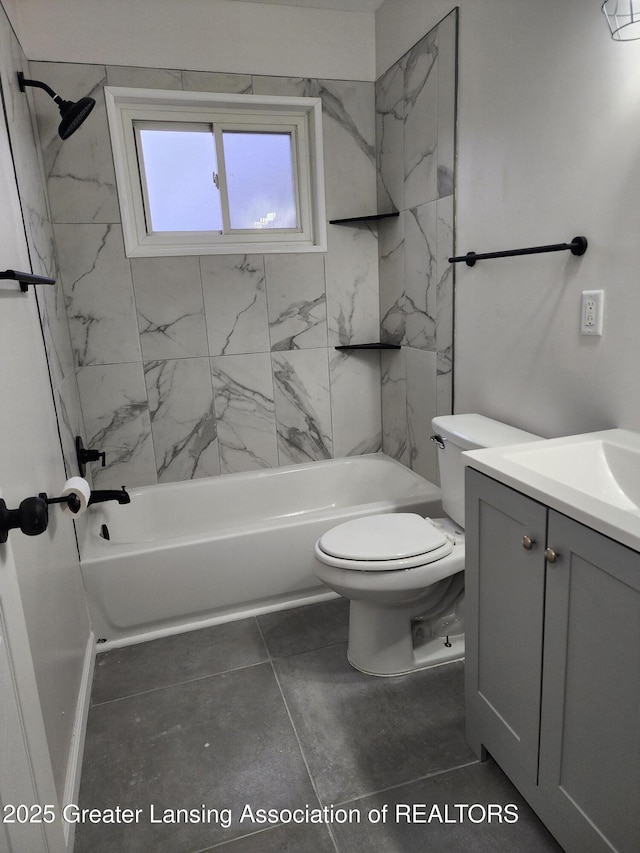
[137,127,222,232]
[222,131,298,231]
[106,87,326,256]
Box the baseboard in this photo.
[62,631,96,848]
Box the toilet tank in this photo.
[431,414,542,527]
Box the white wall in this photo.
[10,0,376,81]
[378,0,640,438]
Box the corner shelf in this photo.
[329,212,399,225]
[335,343,401,351]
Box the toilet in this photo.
[313,414,541,677]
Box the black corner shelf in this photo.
[329,212,399,225]
[335,343,401,351]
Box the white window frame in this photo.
[105,87,327,257]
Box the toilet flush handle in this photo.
[430,434,446,450]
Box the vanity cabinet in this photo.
[465,468,640,853]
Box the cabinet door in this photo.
[465,469,548,781]
[540,512,640,853]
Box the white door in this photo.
[0,524,64,853]
[0,65,67,853]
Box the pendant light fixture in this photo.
[602,0,640,40]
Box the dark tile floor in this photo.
[76,598,564,852]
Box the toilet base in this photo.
[346,598,464,677]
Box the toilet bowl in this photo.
[313,414,542,677]
[314,513,465,675]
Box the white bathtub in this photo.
[80,453,442,649]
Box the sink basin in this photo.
[504,439,640,511]
[463,429,640,552]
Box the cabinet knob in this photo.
[522,535,535,550]
[544,547,559,563]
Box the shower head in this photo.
[55,96,96,140]
[17,71,96,139]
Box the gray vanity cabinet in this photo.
[465,468,640,853]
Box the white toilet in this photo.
[313,414,541,677]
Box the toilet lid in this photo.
[318,513,449,562]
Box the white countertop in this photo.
[463,429,640,553]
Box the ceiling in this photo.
[227,0,385,11]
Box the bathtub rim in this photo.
[80,453,441,562]
[80,453,443,650]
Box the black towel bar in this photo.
[449,236,587,267]
[0,269,56,292]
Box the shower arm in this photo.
[18,73,60,102]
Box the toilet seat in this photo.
[316,513,453,571]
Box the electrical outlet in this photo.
[581,290,604,336]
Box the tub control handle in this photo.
[430,434,446,450]
[522,535,535,550]
[76,435,106,477]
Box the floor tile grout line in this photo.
[91,604,349,707]
[269,658,325,803]
[252,614,270,659]
[254,616,270,660]
[89,635,351,709]
[329,758,482,809]
[89,657,272,707]
[188,817,334,853]
[246,608,353,670]
[182,756,482,853]
[79,606,491,853]
[188,821,282,852]
[269,658,341,853]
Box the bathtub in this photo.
[80,453,442,649]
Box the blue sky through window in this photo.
[139,128,222,232]
[222,131,298,230]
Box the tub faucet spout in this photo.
[88,487,130,505]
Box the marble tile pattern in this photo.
[210,353,279,474]
[145,358,220,482]
[404,29,439,211]
[265,254,327,351]
[376,10,458,477]
[326,224,380,347]
[376,58,406,215]
[30,62,119,224]
[132,256,208,361]
[201,254,271,357]
[329,350,382,458]
[272,349,333,466]
[406,347,438,483]
[0,22,86,484]
[22,15,455,488]
[76,363,156,488]
[54,223,142,366]
[26,60,382,486]
[381,348,408,466]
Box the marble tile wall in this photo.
[376,9,457,483]
[0,12,87,499]
[29,62,382,488]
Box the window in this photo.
[105,88,326,257]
